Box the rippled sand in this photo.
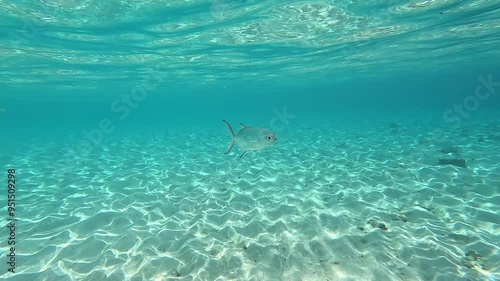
[0,119,499,281]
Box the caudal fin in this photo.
[222,119,235,154]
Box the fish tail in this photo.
[222,119,235,154]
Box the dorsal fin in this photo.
[240,123,247,128]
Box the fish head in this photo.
[264,132,278,145]
[259,129,278,148]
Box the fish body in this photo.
[222,120,277,158]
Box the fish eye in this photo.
[266,136,272,140]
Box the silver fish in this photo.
[223,119,278,159]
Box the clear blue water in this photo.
[1,1,500,280]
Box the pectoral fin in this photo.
[238,151,247,159]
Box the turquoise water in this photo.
[1,1,500,280]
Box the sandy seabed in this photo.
[0,119,499,281]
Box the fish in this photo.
[222,119,278,159]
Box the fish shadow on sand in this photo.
[437,158,467,168]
